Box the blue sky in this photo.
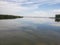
[0,0,60,17]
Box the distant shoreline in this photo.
[0,14,23,19]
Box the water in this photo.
[0,18,60,45]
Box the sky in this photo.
[0,0,60,17]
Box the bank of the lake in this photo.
[0,14,23,19]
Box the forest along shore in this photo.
[0,14,23,19]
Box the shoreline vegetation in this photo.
[55,14,60,18]
[0,14,60,19]
[55,14,60,22]
[0,14,23,19]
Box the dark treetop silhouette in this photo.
[0,14,23,19]
[55,14,60,18]
[55,14,60,22]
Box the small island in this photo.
[55,14,60,22]
[55,14,60,19]
[0,14,23,19]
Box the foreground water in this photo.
[0,18,60,45]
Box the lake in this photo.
[0,18,60,45]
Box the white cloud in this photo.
[53,9,60,14]
[0,0,60,17]
[21,0,60,5]
[1,0,60,5]
[24,9,60,17]
[0,1,39,16]
[0,0,28,3]
[27,11,49,17]
[0,1,31,15]
[49,9,60,17]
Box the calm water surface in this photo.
[0,18,60,45]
